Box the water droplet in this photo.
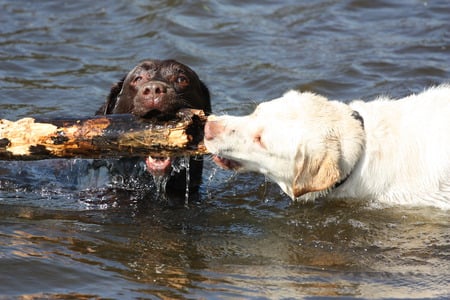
[152,174,169,201]
[184,157,190,207]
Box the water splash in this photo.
[183,157,190,207]
[205,166,218,200]
[1,157,196,208]
[261,176,270,203]
[148,156,191,205]
[152,174,169,202]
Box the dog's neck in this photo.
[333,109,365,190]
[296,109,366,202]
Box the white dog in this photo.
[204,85,450,209]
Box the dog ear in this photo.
[292,150,341,198]
[95,76,125,115]
[199,80,212,114]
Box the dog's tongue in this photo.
[145,156,172,175]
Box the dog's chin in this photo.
[145,156,172,176]
[212,155,242,170]
[141,110,162,119]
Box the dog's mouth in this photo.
[211,155,242,170]
[142,110,185,175]
[145,156,172,175]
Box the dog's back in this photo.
[340,85,450,208]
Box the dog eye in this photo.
[176,75,189,86]
[132,76,143,84]
[253,130,266,149]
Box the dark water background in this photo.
[1,0,449,299]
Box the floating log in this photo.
[0,109,208,160]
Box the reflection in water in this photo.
[0,165,449,298]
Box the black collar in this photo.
[334,168,352,189]
[351,110,364,129]
[334,110,364,189]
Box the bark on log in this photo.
[0,109,208,160]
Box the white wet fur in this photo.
[205,85,450,209]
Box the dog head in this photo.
[98,59,211,117]
[204,90,365,200]
[96,59,211,180]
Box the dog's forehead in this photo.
[161,60,197,76]
[127,60,195,77]
[253,90,327,120]
[130,60,159,74]
[124,63,153,81]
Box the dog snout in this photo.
[142,81,168,96]
[204,119,225,141]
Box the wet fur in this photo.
[205,85,450,209]
[97,59,211,196]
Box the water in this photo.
[1,0,449,298]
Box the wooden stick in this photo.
[0,109,209,160]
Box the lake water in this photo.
[1,0,449,299]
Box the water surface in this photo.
[1,0,449,299]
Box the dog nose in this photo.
[204,119,224,140]
[142,82,167,96]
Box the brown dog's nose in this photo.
[142,82,167,96]
[204,119,224,141]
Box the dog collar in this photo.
[351,110,364,129]
[334,169,352,189]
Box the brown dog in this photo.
[97,59,211,196]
